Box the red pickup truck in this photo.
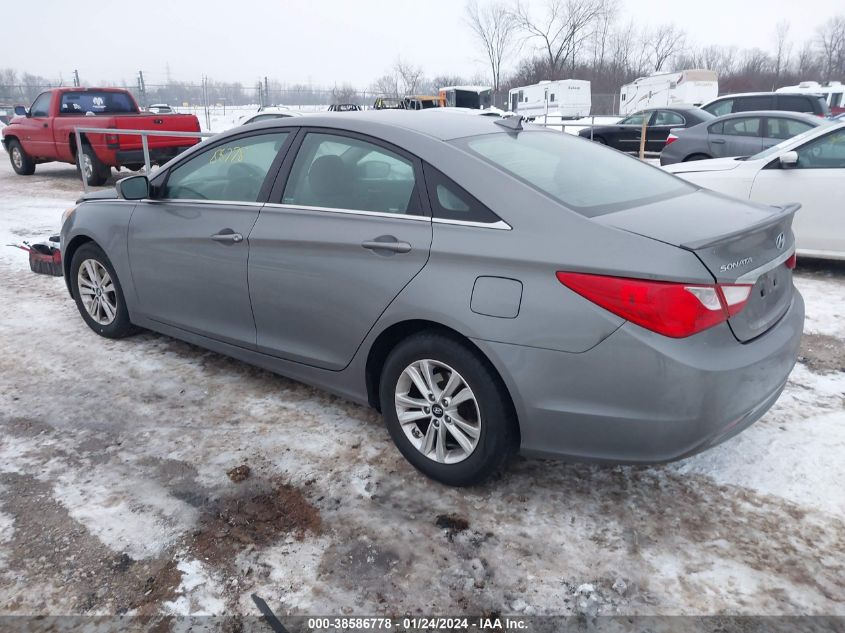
[2,87,201,186]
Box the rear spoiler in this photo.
[680,203,801,251]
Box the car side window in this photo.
[721,117,761,137]
[766,118,813,140]
[30,92,51,117]
[794,128,845,169]
[778,95,814,113]
[708,121,724,134]
[620,112,646,125]
[706,99,733,117]
[653,111,684,126]
[423,164,501,224]
[734,96,773,112]
[283,132,420,215]
[162,132,288,202]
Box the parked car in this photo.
[1,88,201,185]
[403,96,443,110]
[148,104,174,114]
[328,104,362,112]
[664,121,845,260]
[373,97,405,110]
[701,92,830,118]
[61,111,803,485]
[660,111,825,165]
[578,106,713,152]
[240,108,303,125]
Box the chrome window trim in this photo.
[144,198,266,207]
[265,203,430,222]
[734,248,794,283]
[432,218,512,230]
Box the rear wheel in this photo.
[683,153,711,162]
[70,243,137,338]
[7,139,35,175]
[379,332,518,486]
[77,145,111,186]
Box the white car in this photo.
[664,122,845,260]
[148,104,174,114]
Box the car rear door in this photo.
[762,116,815,150]
[708,116,763,157]
[750,126,845,257]
[248,129,433,370]
[127,130,292,348]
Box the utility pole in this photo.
[73,69,80,87]
[264,76,269,106]
[202,75,210,131]
[137,70,146,107]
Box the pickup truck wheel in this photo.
[78,145,110,186]
[8,140,36,175]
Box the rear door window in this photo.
[721,117,762,137]
[778,95,815,114]
[163,132,288,202]
[282,132,421,215]
[733,95,774,112]
[705,99,733,116]
[653,111,685,126]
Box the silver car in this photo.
[660,111,823,165]
[61,111,804,486]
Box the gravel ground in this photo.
[0,155,843,621]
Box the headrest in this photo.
[308,154,350,197]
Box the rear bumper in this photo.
[115,145,194,166]
[474,289,804,463]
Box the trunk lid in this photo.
[595,190,798,342]
[112,114,201,150]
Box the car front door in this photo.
[762,116,814,150]
[248,129,432,370]
[647,110,685,152]
[127,130,292,347]
[613,111,649,150]
[750,127,845,257]
[20,92,54,158]
[708,116,763,157]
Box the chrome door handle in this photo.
[362,239,412,254]
[211,232,243,243]
[711,139,726,144]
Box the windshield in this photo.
[60,91,138,115]
[457,131,694,217]
[749,125,826,161]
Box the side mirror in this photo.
[14,105,28,117]
[779,151,799,168]
[116,175,150,200]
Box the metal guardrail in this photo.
[529,116,661,159]
[73,126,215,192]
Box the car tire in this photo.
[683,153,711,162]
[77,145,111,186]
[70,242,138,339]
[379,332,518,486]
[7,139,35,175]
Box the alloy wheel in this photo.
[77,259,117,325]
[11,147,22,170]
[394,359,481,464]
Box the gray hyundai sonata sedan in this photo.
[61,111,804,486]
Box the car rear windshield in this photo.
[456,131,694,217]
[59,91,138,115]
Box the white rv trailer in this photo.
[508,80,592,119]
[776,81,844,115]
[619,70,718,115]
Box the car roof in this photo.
[709,110,823,122]
[637,105,706,112]
[709,91,824,99]
[238,109,512,141]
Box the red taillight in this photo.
[785,252,797,269]
[556,272,752,338]
[665,133,678,145]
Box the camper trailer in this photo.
[776,81,844,116]
[438,86,493,110]
[619,70,718,115]
[508,80,591,119]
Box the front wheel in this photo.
[70,243,137,338]
[379,332,518,486]
[7,139,35,175]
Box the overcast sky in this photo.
[0,0,841,88]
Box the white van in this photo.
[620,70,718,115]
[508,80,591,119]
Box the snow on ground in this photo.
[0,155,843,619]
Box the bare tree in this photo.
[817,15,845,79]
[371,72,401,98]
[394,58,425,95]
[646,23,686,72]
[465,0,519,92]
[514,0,609,75]
[773,20,792,81]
